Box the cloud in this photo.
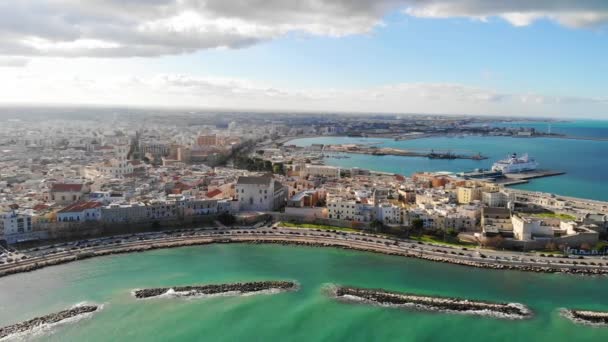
[0,1,606,58]
[2,72,605,117]
[403,1,608,28]
[0,57,29,67]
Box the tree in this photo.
[370,220,384,233]
[218,213,236,226]
[481,235,504,248]
[411,218,424,237]
[272,163,284,175]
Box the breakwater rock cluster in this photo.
[0,305,99,339]
[331,286,532,319]
[133,281,297,299]
[562,309,608,326]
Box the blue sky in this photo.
[0,1,607,118]
[172,15,607,97]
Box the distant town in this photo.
[1,108,607,267]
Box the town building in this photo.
[235,175,286,211]
[57,201,103,222]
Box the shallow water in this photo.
[1,244,607,341]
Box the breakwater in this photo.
[331,286,531,319]
[134,281,297,299]
[561,309,608,327]
[0,305,99,339]
[324,145,487,160]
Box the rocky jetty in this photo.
[331,286,532,319]
[562,309,608,326]
[134,281,297,299]
[0,305,99,339]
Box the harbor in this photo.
[323,144,488,160]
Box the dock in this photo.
[460,169,565,186]
[324,145,488,160]
[503,169,566,180]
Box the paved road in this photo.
[1,226,607,275]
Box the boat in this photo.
[491,153,539,173]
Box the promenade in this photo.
[1,226,608,278]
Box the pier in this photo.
[324,145,488,160]
[460,169,566,186]
[494,170,565,186]
[503,169,566,180]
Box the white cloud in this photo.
[0,1,607,58]
[1,72,605,117]
[0,57,29,67]
[403,1,608,28]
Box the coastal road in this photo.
[1,227,607,278]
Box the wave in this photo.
[0,303,104,341]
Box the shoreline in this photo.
[1,228,608,279]
[331,286,532,319]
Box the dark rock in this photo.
[0,305,98,339]
[134,281,296,299]
[332,286,531,319]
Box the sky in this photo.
[0,1,607,118]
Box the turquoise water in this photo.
[289,132,608,201]
[1,244,608,341]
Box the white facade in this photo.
[303,165,340,178]
[512,215,553,240]
[0,211,33,237]
[482,191,507,208]
[236,176,286,212]
[327,198,376,222]
[376,203,402,225]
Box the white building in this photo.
[327,197,376,223]
[0,210,33,237]
[303,165,340,178]
[511,215,553,240]
[236,175,286,211]
[57,201,102,222]
[482,191,507,208]
[376,203,402,225]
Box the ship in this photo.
[491,153,539,173]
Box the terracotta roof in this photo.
[205,189,222,198]
[33,203,50,211]
[51,183,84,192]
[58,201,102,213]
[174,182,193,191]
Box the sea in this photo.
[1,244,608,341]
[289,120,608,202]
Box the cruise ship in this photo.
[491,153,539,173]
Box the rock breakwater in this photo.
[561,309,608,326]
[0,305,99,339]
[133,281,297,299]
[331,286,532,319]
